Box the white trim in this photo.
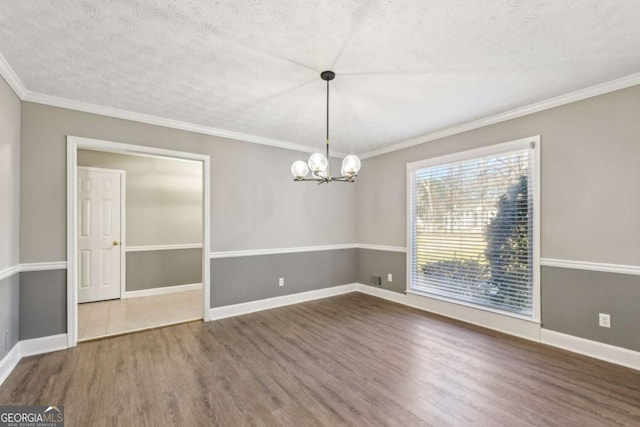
[122,283,202,299]
[355,284,639,371]
[357,284,541,341]
[67,135,211,346]
[12,256,640,277]
[0,52,26,98]
[405,289,539,323]
[19,262,68,272]
[69,136,211,161]
[2,286,637,388]
[406,136,536,170]
[360,72,640,159]
[209,284,357,320]
[126,244,203,252]
[67,141,78,347]
[532,136,542,321]
[210,244,357,258]
[355,244,407,253]
[0,344,21,386]
[76,166,126,175]
[0,265,20,281]
[0,334,70,386]
[22,92,346,158]
[121,170,127,301]
[541,329,640,371]
[541,258,640,276]
[19,334,68,358]
[202,154,211,321]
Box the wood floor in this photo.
[1,293,639,426]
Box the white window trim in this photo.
[406,135,541,325]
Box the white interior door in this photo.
[77,167,123,303]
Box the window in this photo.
[407,138,539,318]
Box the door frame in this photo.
[77,166,127,301]
[67,136,211,347]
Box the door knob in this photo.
[113,241,119,246]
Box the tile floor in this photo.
[78,289,203,341]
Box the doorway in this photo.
[67,136,211,347]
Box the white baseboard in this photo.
[209,283,357,320]
[0,334,69,386]
[540,329,640,371]
[356,284,639,371]
[123,283,202,299]
[20,334,69,358]
[2,287,638,388]
[0,344,21,386]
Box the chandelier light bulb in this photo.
[341,155,361,175]
[290,160,309,179]
[308,153,328,173]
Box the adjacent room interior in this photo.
[75,148,204,341]
[0,1,639,425]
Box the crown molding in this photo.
[0,53,26,98]
[22,91,347,158]
[2,50,638,160]
[359,72,640,159]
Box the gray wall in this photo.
[0,275,19,359]
[0,76,20,270]
[77,150,203,291]
[18,102,356,332]
[13,80,640,355]
[356,85,640,352]
[542,267,640,352]
[19,270,67,340]
[0,75,20,358]
[77,149,203,246]
[126,249,202,291]
[20,102,356,263]
[357,249,406,293]
[211,249,357,307]
[357,85,640,265]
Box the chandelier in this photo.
[290,71,361,184]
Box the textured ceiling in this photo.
[1,1,640,154]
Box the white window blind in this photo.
[408,140,536,316]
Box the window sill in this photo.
[406,288,541,324]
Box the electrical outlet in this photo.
[599,313,611,328]
[279,277,284,287]
[388,273,393,282]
